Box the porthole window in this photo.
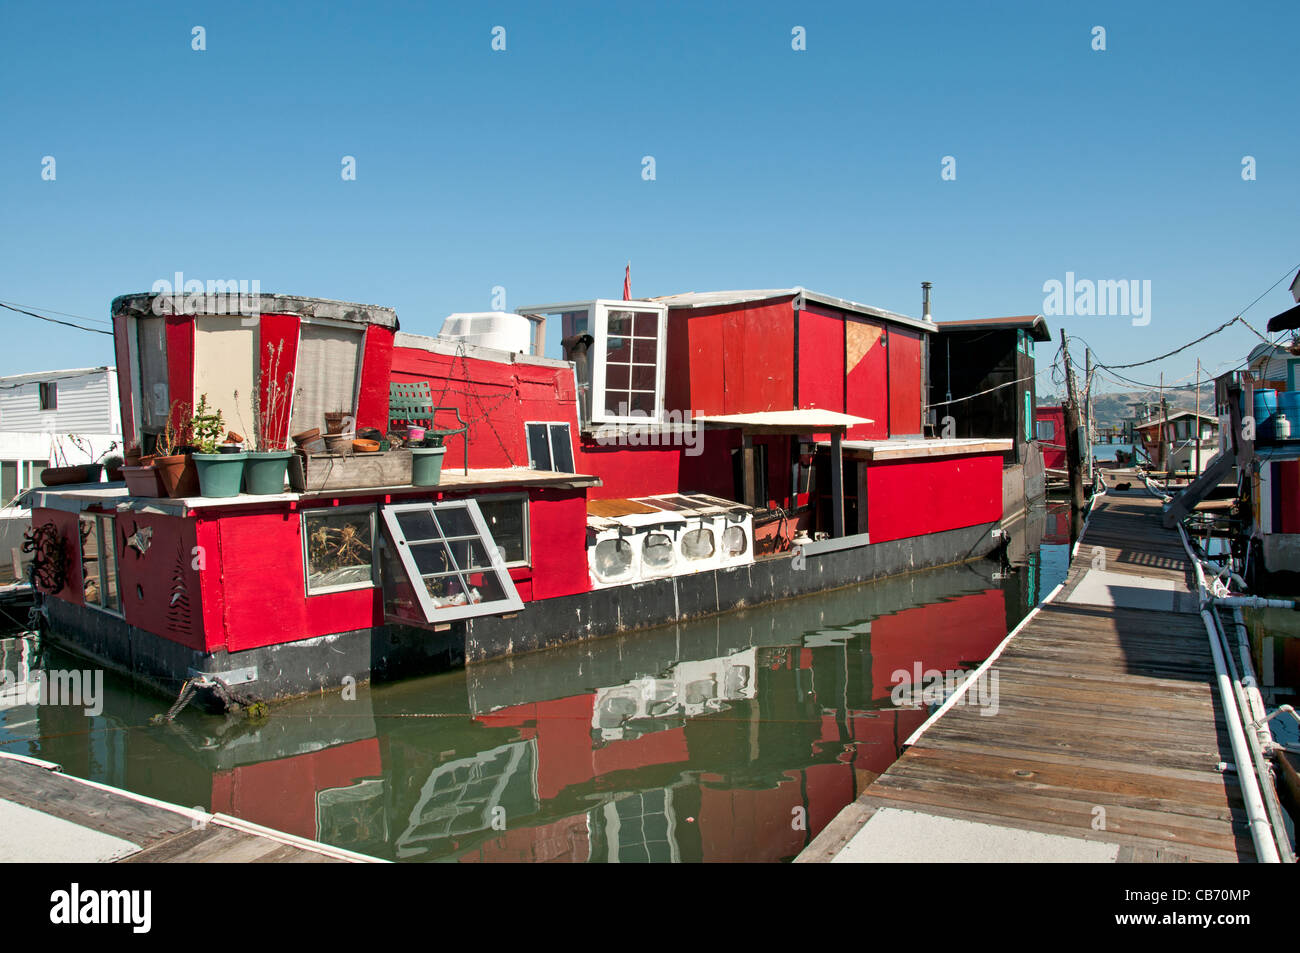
[722,525,747,556]
[643,532,675,569]
[682,528,715,560]
[594,538,634,580]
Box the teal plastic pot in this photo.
[411,446,446,486]
[244,450,295,495]
[193,452,247,498]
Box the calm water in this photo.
[0,504,1069,862]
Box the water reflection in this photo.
[1,504,1069,862]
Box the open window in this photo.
[379,499,523,625]
[514,299,668,426]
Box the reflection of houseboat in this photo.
[27,287,1024,707]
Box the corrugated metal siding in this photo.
[0,370,119,433]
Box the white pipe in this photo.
[1179,526,1282,863]
[1230,608,1271,749]
[1213,595,1299,610]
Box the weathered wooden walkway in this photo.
[800,473,1256,862]
[0,752,382,863]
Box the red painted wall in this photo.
[28,508,83,603]
[390,343,580,473]
[845,316,889,441]
[114,511,207,651]
[357,324,396,434]
[797,305,845,415]
[887,328,923,436]
[164,316,194,435]
[866,453,1003,543]
[665,301,795,415]
[256,313,300,449]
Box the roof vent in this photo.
[922,282,933,322]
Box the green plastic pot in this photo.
[193,452,247,498]
[411,446,446,487]
[244,450,295,495]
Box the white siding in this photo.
[0,369,120,435]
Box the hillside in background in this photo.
[1038,386,1215,428]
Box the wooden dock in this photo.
[0,752,383,863]
[800,472,1257,863]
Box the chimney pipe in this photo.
[922,281,933,322]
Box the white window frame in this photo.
[513,299,668,425]
[80,513,122,617]
[302,504,379,596]
[591,300,667,424]
[474,492,531,568]
[524,421,574,473]
[380,499,523,623]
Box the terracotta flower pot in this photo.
[324,413,350,435]
[154,453,200,498]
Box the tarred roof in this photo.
[937,314,1051,342]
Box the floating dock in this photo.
[0,751,383,863]
[800,473,1259,863]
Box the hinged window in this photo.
[79,514,120,615]
[379,500,523,624]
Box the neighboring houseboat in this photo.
[929,313,1050,517]
[1134,410,1220,475]
[0,366,121,583]
[1208,277,1300,593]
[26,288,1018,709]
[1034,404,1067,474]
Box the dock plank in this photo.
[802,474,1259,863]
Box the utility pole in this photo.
[1060,330,1085,541]
[1195,358,1202,476]
[1159,372,1168,476]
[1085,347,1094,486]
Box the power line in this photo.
[0,301,114,337]
[0,299,112,326]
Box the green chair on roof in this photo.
[389,381,469,475]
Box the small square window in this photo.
[1035,421,1054,442]
[38,382,57,411]
[303,507,377,594]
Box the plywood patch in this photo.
[847,322,883,374]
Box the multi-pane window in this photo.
[79,514,120,614]
[525,422,574,473]
[601,308,660,418]
[303,506,376,594]
[513,300,668,426]
[379,500,523,624]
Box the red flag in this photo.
[623,262,631,300]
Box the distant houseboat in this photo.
[27,287,1020,709]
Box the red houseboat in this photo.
[26,287,1015,708]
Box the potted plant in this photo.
[236,341,296,495]
[191,395,246,498]
[153,400,201,498]
[411,432,447,487]
[324,409,352,435]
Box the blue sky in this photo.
[2,0,1297,399]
